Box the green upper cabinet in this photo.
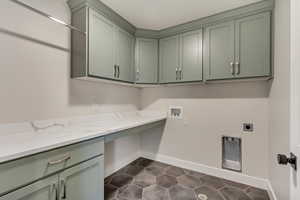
[159,30,203,83]
[204,22,235,80]
[69,0,273,85]
[89,9,116,80]
[0,175,58,200]
[159,35,180,83]
[234,12,271,78]
[204,12,271,81]
[135,38,158,84]
[180,30,203,82]
[116,29,135,82]
[71,7,134,83]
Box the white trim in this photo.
[266,180,278,200]
[141,151,269,190]
[105,151,141,177]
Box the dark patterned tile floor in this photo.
[105,157,270,200]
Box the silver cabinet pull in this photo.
[117,66,120,78]
[230,62,235,75]
[235,62,240,75]
[136,70,140,81]
[53,184,58,200]
[48,154,71,165]
[114,65,117,77]
[61,180,67,199]
[175,68,178,80]
[179,68,183,80]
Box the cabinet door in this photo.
[59,156,104,200]
[116,29,134,82]
[180,30,203,82]
[159,35,180,83]
[89,9,115,79]
[204,21,235,80]
[0,175,58,200]
[135,38,158,83]
[235,12,271,78]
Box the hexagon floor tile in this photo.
[143,185,170,200]
[110,174,133,188]
[157,175,177,188]
[117,184,143,200]
[220,187,252,200]
[133,172,156,188]
[165,166,185,177]
[177,174,204,189]
[169,184,197,200]
[145,165,165,177]
[104,157,270,200]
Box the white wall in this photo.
[290,0,300,199]
[140,82,270,179]
[0,0,141,175]
[268,0,291,199]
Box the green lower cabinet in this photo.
[0,175,58,200]
[59,156,104,200]
[0,156,104,200]
[204,12,271,81]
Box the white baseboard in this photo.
[266,180,277,200]
[105,151,141,177]
[141,151,269,190]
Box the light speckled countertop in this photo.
[0,110,167,163]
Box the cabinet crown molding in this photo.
[68,0,274,38]
[68,0,136,35]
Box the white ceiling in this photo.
[100,0,263,30]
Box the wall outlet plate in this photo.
[169,106,183,119]
[243,123,254,132]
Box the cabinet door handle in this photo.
[48,154,71,165]
[117,66,120,78]
[179,68,183,80]
[53,184,58,200]
[235,62,240,75]
[61,180,67,199]
[230,62,235,75]
[114,65,117,77]
[176,68,178,80]
[136,70,140,81]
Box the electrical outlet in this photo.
[169,106,183,119]
[243,123,254,132]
